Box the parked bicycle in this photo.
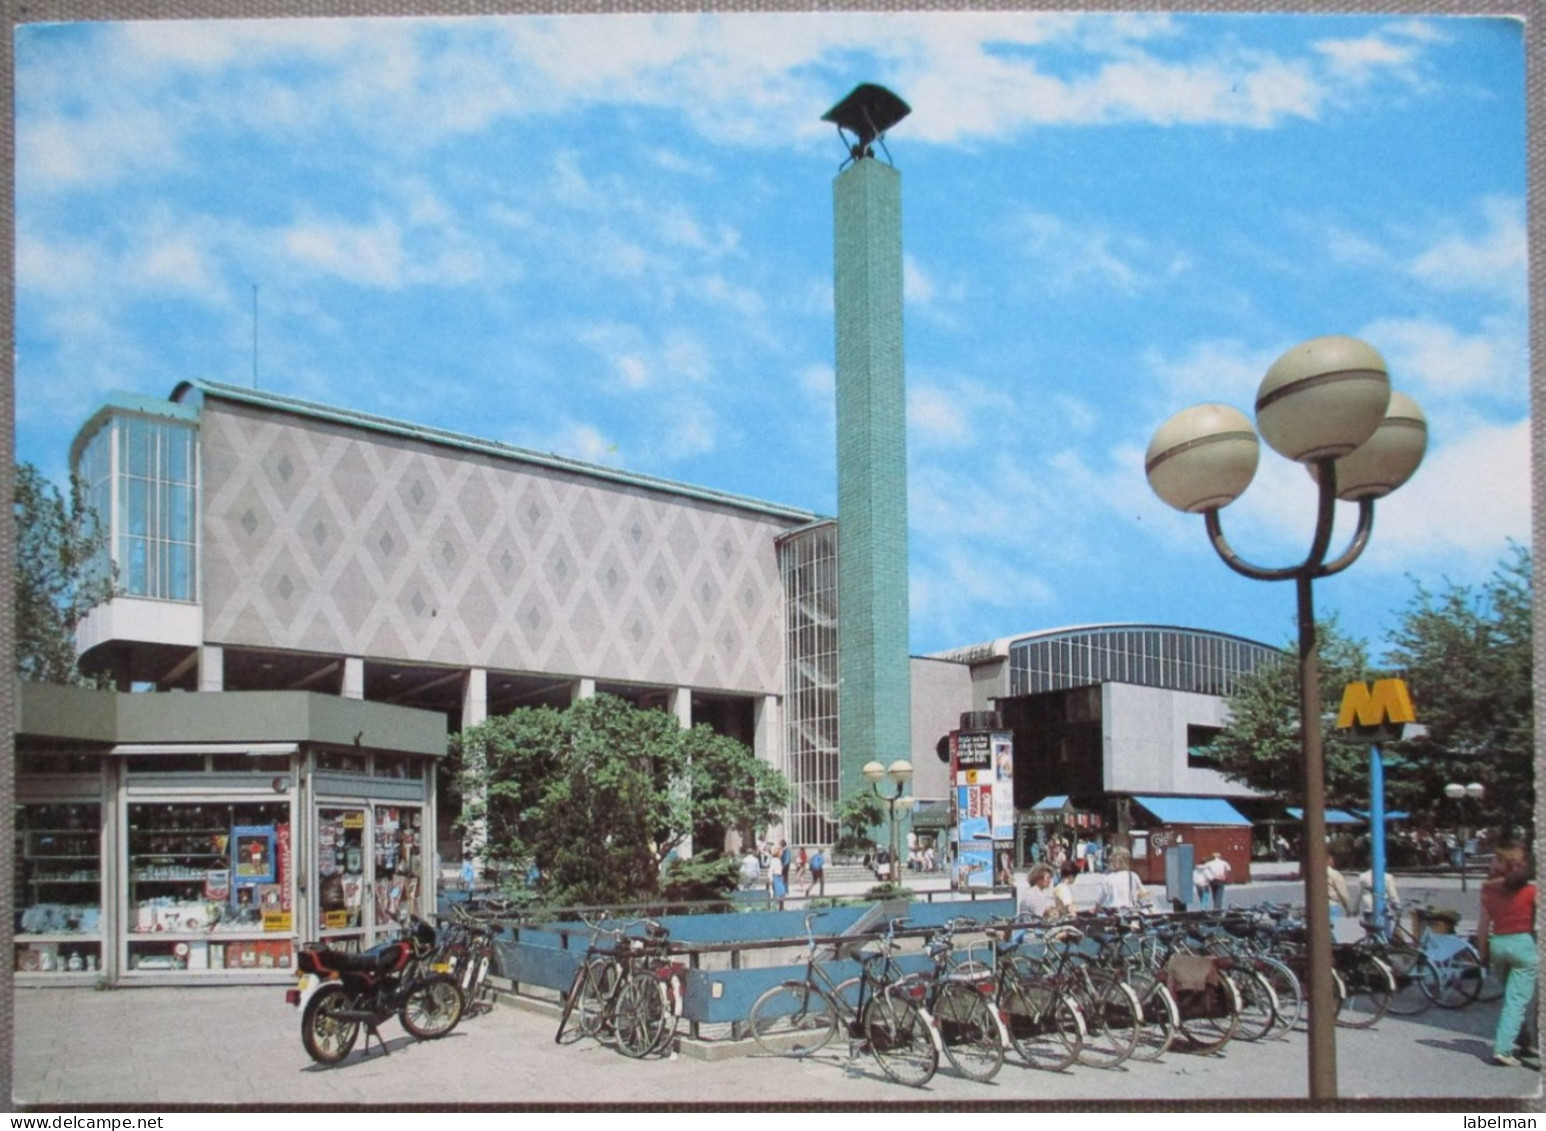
[1381,901,1501,1009]
[433,901,505,1017]
[970,919,1087,1072]
[554,915,683,1058]
[747,912,944,1087]
[896,918,1010,1082]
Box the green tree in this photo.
[454,694,788,906]
[832,787,886,855]
[14,463,114,685]
[1204,618,1380,813]
[1385,545,1534,839]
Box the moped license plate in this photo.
[288,972,320,1009]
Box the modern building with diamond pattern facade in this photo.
[73,380,821,785]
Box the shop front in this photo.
[1127,795,1252,886]
[15,683,445,984]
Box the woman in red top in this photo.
[1475,844,1537,1067]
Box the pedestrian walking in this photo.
[1327,854,1355,919]
[1356,867,1401,920]
[806,846,825,897]
[766,843,786,908]
[1192,863,1210,908]
[1476,844,1538,1068]
[1203,851,1231,909]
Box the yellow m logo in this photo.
[1337,679,1416,729]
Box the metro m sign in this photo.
[1336,678,1415,743]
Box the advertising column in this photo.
[952,730,1014,890]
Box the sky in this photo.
[13,12,1531,663]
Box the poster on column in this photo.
[956,783,995,889]
[991,732,1014,840]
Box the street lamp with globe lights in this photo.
[863,759,914,886]
[1444,781,1485,892]
[1145,335,1428,1101]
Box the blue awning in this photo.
[1030,795,1070,811]
[1134,796,1251,827]
[1286,807,1364,825]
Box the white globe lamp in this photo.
[1145,403,1260,513]
[1256,335,1390,463]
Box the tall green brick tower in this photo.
[824,85,913,801]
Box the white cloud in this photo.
[1357,316,1519,403]
[18,109,182,192]
[1142,337,1277,411]
[1405,196,1526,299]
[17,9,1446,207]
[283,217,407,288]
[549,423,620,466]
[1361,417,1531,567]
[1313,33,1419,78]
[909,385,970,449]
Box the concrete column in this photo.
[668,687,692,730]
[462,668,488,729]
[198,645,224,692]
[572,677,596,704]
[755,695,787,846]
[754,694,783,771]
[461,668,488,880]
[342,656,364,701]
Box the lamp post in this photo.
[1444,781,1485,891]
[864,759,914,886]
[1145,335,1427,1101]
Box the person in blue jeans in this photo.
[1476,844,1538,1067]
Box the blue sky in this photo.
[14,13,1530,661]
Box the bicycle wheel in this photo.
[1335,953,1393,1029]
[747,981,839,1058]
[614,972,670,1058]
[1125,972,1178,1061]
[1475,960,1506,1003]
[1003,979,1083,1072]
[302,983,361,1066]
[1175,970,1240,1054]
[863,986,939,1088]
[1228,967,1279,1043]
[399,974,464,1040]
[1257,956,1303,1036]
[1432,949,1485,1009]
[1382,946,1436,1016]
[580,957,621,1040]
[933,980,1005,1083]
[1076,974,1140,1069]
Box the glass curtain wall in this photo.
[779,523,840,847]
[77,414,198,602]
[1010,626,1281,697]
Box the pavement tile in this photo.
[9,980,1541,1108]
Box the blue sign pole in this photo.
[1370,745,1388,936]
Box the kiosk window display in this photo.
[125,801,294,973]
[14,803,103,975]
[315,805,424,942]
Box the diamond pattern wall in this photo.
[199,397,803,695]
